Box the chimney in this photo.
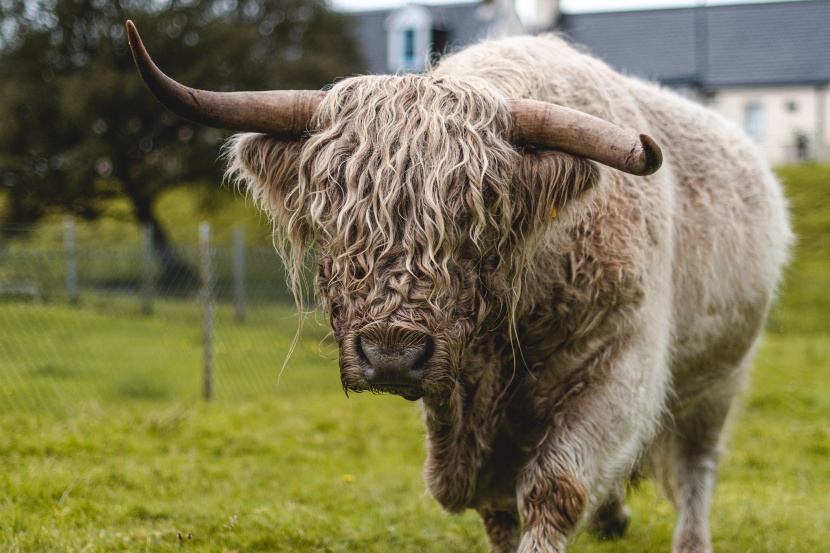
[535,0,561,31]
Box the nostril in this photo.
[355,335,374,376]
[358,335,432,379]
[409,338,432,374]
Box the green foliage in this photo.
[0,164,828,551]
[0,0,363,229]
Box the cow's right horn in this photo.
[126,20,323,135]
[508,99,663,176]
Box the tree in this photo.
[0,0,364,282]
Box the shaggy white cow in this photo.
[127,21,791,553]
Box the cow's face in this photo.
[228,75,598,402]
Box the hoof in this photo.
[588,502,631,540]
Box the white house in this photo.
[559,0,830,164]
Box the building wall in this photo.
[707,85,830,165]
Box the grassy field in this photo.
[1,166,829,552]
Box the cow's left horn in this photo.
[126,20,323,135]
[508,99,663,176]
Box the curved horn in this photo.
[125,20,323,135]
[508,99,663,176]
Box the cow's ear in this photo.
[225,133,303,230]
[513,149,599,229]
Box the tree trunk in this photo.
[134,197,199,293]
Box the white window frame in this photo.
[386,5,432,73]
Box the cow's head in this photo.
[126,22,661,402]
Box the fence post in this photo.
[64,216,77,304]
[200,222,214,401]
[141,224,154,315]
[232,225,247,322]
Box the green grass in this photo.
[0,393,487,552]
[0,299,336,410]
[1,165,829,551]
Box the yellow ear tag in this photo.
[551,205,557,218]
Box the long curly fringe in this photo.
[304,75,521,319]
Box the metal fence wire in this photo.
[0,218,338,412]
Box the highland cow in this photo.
[127,21,790,553]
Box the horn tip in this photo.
[125,20,142,57]
[638,133,663,176]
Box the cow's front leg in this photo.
[480,510,521,553]
[516,342,667,552]
[517,463,586,552]
[587,481,630,539]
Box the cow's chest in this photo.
[469,391,543,512]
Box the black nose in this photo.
[358,334,431,389]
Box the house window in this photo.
[386,4,432,73]
[403,29,416,66]
[744,102,764,139]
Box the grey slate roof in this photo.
[348,3,489,75]
[558,0,830,88]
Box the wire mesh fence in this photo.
[0,218,339,413]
